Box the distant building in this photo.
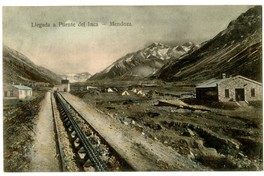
[61,79,70,92]
[122,90,130,96]
[107,88,114,93]
[87,86,98,90]
[132,88,138,93]
[137,90,146,97]
[196,75,262,102]
[3,84,32,99]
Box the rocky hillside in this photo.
[90,42,198,80]
[153,6,262,83]
[3,46,61,84]
[61,72,92,83]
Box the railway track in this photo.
[51,91,132,171]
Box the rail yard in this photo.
[3,84,263,171]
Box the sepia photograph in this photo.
[2,4,263,172]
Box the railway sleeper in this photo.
[54,92,131,171]
[78,147,88,160]
[65,120,71,127]
[81,152,101,169]
[74,138,103,171]
[67,125,73,132]
[60,111,66,118]
[83,159,96,171]
[61,116,68,123]
[60,109,66,116]
[71,131,77,139]
[61,115,69,123]
[74,138,81,149]
[71,129,107,170]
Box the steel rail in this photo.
[54,92,108,171]
[50,92,68,171]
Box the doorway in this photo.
[235,88,245,101]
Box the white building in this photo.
[3,84,32,99]
[196,75,262,102]
[61,79,70,92]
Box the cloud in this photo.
[3,6,252,75]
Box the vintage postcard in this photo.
[2,5,263,172]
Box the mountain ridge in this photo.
[152,6,262,83]
[89,41,198,80]
[60,72,92,83]
[3,45,61,85]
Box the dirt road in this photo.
[30,91,60,171]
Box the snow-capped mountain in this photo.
[61,72,92,83]
[153,6,262,83]
[90,42,198,80]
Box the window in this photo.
[10,91,14,97]
[27,90,32,96]
[4,91,8,97]
[251,88,256,97]
[225,89,229,98]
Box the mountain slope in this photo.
[3,46,61,84]
[90,42,198,80]
[153,6,262,83]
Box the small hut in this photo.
[3,84,32,99]
[196,75,262,102]
[122,91,130,96]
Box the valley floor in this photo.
[72,84,263,171]
[61,92,207,171]
[3,84,263,171]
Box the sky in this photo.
[3,6,253,75]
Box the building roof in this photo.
[12,85,32,90]
[196,78,227,88]
[61,80,69,84]
[235,75,262,86]
[196,75,262,88]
